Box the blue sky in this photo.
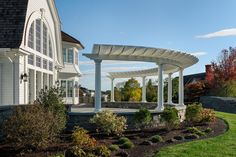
[55,0,236,90]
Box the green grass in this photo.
[154,112,236,157]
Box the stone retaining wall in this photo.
[200,96,236,114]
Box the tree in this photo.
[211,47,236,86]
[209,47,236,97]
[146,79,157,102]
[114,87,122,101]
[121,78,142,102]
[185,80,206,102]
[164,77,179,103]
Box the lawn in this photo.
[154,112,236,157]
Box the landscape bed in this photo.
[0,116,227,157]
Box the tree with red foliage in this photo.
[210,47,236,86]
[185,80,206,102]
[209,47,236,97]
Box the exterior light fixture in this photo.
[20,73,28,82]
[55,80,60,86]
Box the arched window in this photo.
[35,19,41,52]
[27,19,53,58]
[43,23,48,55]
[28,22,34,49]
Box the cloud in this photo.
[80,60,147,66]
[196,28,236,39]
[190,52,207,57]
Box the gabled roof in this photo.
[184,72,206,85]
[0,0,29,48]
[61,31,84,49]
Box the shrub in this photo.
[200,109,216,123]
[205,127,213,133]
[185,103,203,124]
[90,110,127,136]
[118,137,130,144]
[150,135,163,143]
[94,145,111,157]
[36,87,66,134]
[3,105,57,150]
[160,107,180,130]
[133,108,152,129]
[72,126,97,149]
[108,144,119,151]
[121,141,134,149]
[186,127,206,136]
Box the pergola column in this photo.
[94,59,102,112]
[167,73,173,104]
[178,68,184,106]
[156,64,164,111]
[142,76,147,103]
[110,77,115,102]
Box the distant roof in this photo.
[61,31,84,49]
[184,72,206,85]
[0,0,29,48]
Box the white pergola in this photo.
[83,44,198,112]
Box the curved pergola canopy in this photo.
[83,44,198,70]
[83,44,199,112]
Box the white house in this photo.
[0,0,84,106]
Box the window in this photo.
[49,61,53,71]
[36,56,41,67]
[63,48,67,63]
[28,19,53,59]
[36,19,41,52]
[43,73,47,89]
[43,23,48,55]
[28,22,34,49]
[43,59,47,69]
[68,48,74,63]
[28,54,34,65]
[61,80,67,97]
[75,52,78,65]
[49,38,52,58]
[67,81,73,97]
[49,75,53,87]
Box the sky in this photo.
[55,0,236,91]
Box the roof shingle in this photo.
[0,0,29,48]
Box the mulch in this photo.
[0,118,228,157]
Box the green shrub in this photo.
[70,146,87,157]
[3,105,58,150]
[200,109,216,123]
[150,135,163,143]
[108,144,119,151]
[118,137,130,144]
[121,141,134,149]
[185,103,203,124]
[205,127,213,133]
[94,145,111,157]
[36,87,66,134]
[160,107,180,130]
[133,108,152,129]
[72,126,97,149]
[90,110,127,136]
[186,127,206,136]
